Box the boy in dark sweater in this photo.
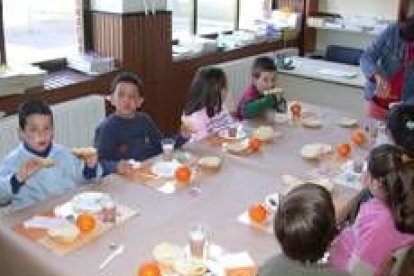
[94,71,163,176]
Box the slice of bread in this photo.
[47,223,80,244]
[38,157,55,168]
[71,147,97,158]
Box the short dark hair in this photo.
[400,15,414,42]
[252,56,277,79]
[184,67,227,118]
[387,103,414,153]
[367,144,405,180]
[18,100,53,130]
[111,71,144,97]
[275,183,337,263]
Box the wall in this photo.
[318,0,399,20]
[314,0,400,53]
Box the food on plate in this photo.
[174,258,207,276]
[198,156,222,171]
[225,140,249,153]
[174,166,192,184]
[153,243,185,272]
[338,117,358,128]
[248,138,261,152]
[300,143,332,160]
[301,117,322,128]
[248,203,268,224]
[71,147,97,159]
[76,213,96,233]
[282,174,304,189]
[252,126,276,141]
[47,223,80,244]
[337,143,351,158]
[138,261,161,276]
[351,130,367,146]
[37,157,55,168]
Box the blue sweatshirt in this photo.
[0,143,102,210]
[94,113,163,174]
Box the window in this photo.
[168,0,277,39]
[197,0,236,35]
[3,0,79,65]
[239,0,269,30]
[168,0,193,40]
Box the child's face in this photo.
[19,114,53,152]
[111,82,143,117]
[254,71,276,93]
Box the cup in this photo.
[102,198,116,223]
[161,138,175,161]
[228,126,237,138]
[188,224,209,259]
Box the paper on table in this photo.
[23,216,68,230]
[317,68,358,79]
[237,211,273,234]
[156,181,176,194]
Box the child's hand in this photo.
[84,152,98,169]
[180,121,196,139]
[116,160,134,177]
[16,158,44,182]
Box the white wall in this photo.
[314,0,399,53]
[318,0,398,20]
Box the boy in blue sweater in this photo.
[94,71,163,176]
[0,100,102,210]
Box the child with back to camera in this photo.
[259,183,350,276]
[329,144,414,275]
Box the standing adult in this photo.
[360,15,414,120]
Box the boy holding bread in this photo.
[0,100,102,209]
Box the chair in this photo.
[325,45,364,66]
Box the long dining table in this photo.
[0,103,366,276]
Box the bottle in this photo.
[375,122,390,146]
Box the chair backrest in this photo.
[325,45,364,66]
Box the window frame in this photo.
[0,0,90,68]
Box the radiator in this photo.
[214,48,298,111]
[0,94,105,160]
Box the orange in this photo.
[249,138,261,152]
[337,143,351,158]
[138,261,161,276]
[290,102,301,117]
[351,130,366,146]
[248,204,268,224]
[174,165,191,184]
[76,213,96,233]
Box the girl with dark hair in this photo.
[329,144,414,275]
[181,67,235,142]
[360,15,414,120]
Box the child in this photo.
[337,104,414,226]
[329,144,414,275]
[236,56,286,120]
[181,67,235,142]
[0,100,101,210]
[94,71,163,175]
[260,183,350,276]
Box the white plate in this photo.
[71,192,107,214]
[151,160,181,178]
[265,193,280,212]
[218,129,247,140]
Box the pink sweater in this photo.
[329,198,414,275]
[181,106,234,142]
